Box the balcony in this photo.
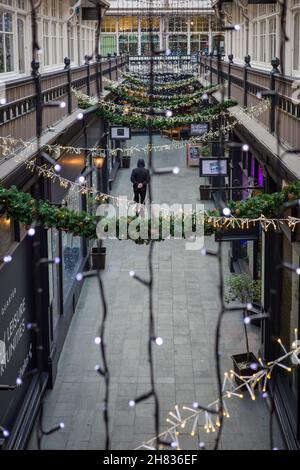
[0,56,126,145]
[199,55,300,153]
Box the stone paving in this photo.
[28,134,285,451]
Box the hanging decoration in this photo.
[135,336,300,450]
[121,73,203,92]
[79,95,238,129]
[1,182,300,243]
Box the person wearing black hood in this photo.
[130,159,150,208]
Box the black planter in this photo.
[122,155,131,169]
[231,352,260,388]
[91,247,106,270]
[199,185,211,200]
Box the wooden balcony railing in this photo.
[199,56,300,150]
[0,56,128,144]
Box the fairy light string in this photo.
[135,336,300,450]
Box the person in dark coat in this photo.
[130,159,150,207]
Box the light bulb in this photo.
[166,49,171,56]
[3,255,12,263]
[94,336,101,345]
[165,110,173,118]
[250,363,258,371]
[256,91,262,100]
[246,303,252,310]
[173,167,180,175]
[193,402,199,409]
[155,337,163,346]
[234,24,241,31]
[223,207,231,216]
[244,316,251,325]
[54,164,61,173]
[78,175,85,184]
[171,441,178,448]
[0,98,7,105]
[242,144,249,152]
[3,429,9,438]
[77,112,84,120]
[60,101,66,109]
[55,257,61,264]
[60,422,65,429]
[16,377,22,386]
[199,442,205,449]
[129,400,135,407]
[262,392,268,398]
[129,270,135,278]
[28,227,36,237]
[296,268,300,275]
[76,273,83,281]
[202,93,209,101]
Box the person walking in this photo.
[130,158,150,214]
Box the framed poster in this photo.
[190,122,209,137]
[186,144,202,167]
[199,158,229,176]
[110,126,131,140]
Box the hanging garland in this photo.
[121,75,202,93]
[121,72,198,88]
[105,83,217,109]
[93,99,237,129]
[1,183,300,244]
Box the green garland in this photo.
[0,183,299,245]
[105,83,216,109]
[122,75,202,93]
[95,100,237,129]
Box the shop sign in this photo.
[0,238,36,435]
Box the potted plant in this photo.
[225,273,262,386]
[121,153,131,168]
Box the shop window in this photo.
[0,11,14,73]
[168,17,188,33]
[62,191,82,302]
[252,23,258,61]
[294,13,300,71]
[48,228,60,332]
[190,34,208,55]
[141,16,160,32]
[43,20,50,66]
[259,20,266,62]
[118,16,138,33]
[168,34,187,55]
[212,35,225,55]
[280,239,299,401]
[101,16,116,33]
[17,18,25,73]
[0,216,13,260]
[119,34,138,55]
[141,33,159,55]
[101,35,117,56]
[190,17,209,32]
[268,17,276,61]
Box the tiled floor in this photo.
[28,134,285,450]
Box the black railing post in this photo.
[244,54,251,107]
[85,55,91,96]
[114,53,118,80]
[107,54,112,80]
[96,54,102,94]
[270,57,280,135]
[31,59,42,138]
[228,54,233,100]
[64,57,72,115]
